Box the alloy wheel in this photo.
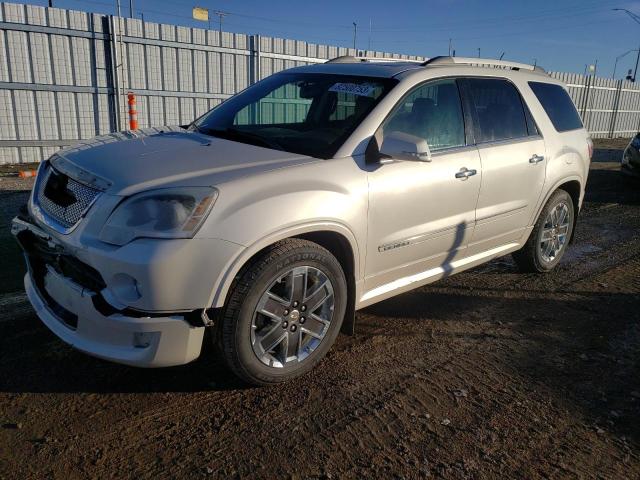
[539,201,571,263]
[250,266,335,368]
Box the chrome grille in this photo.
[35,164,101,229]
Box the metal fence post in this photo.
[249,34,261,123]
[250,34,261,85]
[608,79,623,139]
[580,74,592,126]
[107,15,123,131]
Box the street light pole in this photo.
[613,49,639,79]
[352,22,357,51]
[613,8,640,81]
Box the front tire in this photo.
[513,189,575,273]
[218,239,347,385]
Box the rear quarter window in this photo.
[528,82,583,132]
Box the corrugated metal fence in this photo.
[0,1,637,164]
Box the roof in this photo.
[284,56,548,79]
[283,61,424,78]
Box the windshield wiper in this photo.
[197,127,282,150]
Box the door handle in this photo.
[455,167,477,180]
[529,154,544,164]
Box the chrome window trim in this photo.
[430,144,479,157]
[474,134,544,149]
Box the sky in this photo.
[15,0,640,78]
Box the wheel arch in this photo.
[532,176,583,244]
[208,223,361,322]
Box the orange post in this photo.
[127,92,138,130]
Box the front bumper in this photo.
[24,271,205,367]
[13,216,206,367]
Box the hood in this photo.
[54,126,318,196]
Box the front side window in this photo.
[528,81,583,132]
[465,78,529,143]
[194,73,396,159]
[383,79,466,151]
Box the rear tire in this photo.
[218,238,347,386]
[513,189,575,273]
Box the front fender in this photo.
[195,157,368,309]
[205,221,361,308]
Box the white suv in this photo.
[12,56,591,385]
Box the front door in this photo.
[364,78,481,299]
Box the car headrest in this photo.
[412,97,435,114]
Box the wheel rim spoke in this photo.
[289,267,307,302]
[257,323,286,355]
[259,293,289,320]
[283,331,300,361]
[304,280,329,313]
[302,313,329,339]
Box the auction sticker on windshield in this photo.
[328,82,377,97]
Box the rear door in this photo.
[460,77,546,254]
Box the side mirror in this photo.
[379,131,431,163]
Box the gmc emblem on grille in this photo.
[44,171,76,207]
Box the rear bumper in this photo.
[24,271,205,367]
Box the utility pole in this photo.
[448,38,452,56]
[613,49,639,79]
[613,8,640,81]
[368,18,372,51]
[129,0,133,18]
[214,11,227,44]
[352,22,357,50]
[477,47,481,58]
[48,0,53,7]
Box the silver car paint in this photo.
[16,61,590,366]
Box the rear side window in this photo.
[528,82,583,132]
[465,78,529,143]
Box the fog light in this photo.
[133,332,155,348]
[110,273,142,303]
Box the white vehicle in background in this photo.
[13,56,591,385]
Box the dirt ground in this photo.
[0,138,638,479]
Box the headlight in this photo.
[100,187,218,245]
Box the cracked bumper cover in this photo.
[12,216,244,367]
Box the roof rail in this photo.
[326,55,423,64]
[422,56,546,73]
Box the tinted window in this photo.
[384,79,465,151]
[466,78,528,143]
[529,81,583,132]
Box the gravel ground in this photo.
[0,138,638,479]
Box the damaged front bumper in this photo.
[12,216,206,367]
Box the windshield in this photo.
[193,73,397,159]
